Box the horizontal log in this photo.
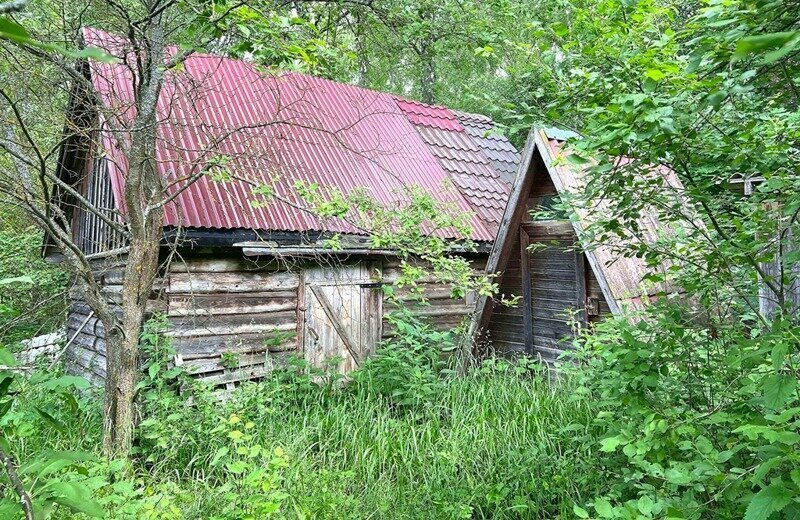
[67,315,104,337]
[170,309,297,328]
[172,333,297,360]
[521,220,576,237]
[166,321,296,338]
[169,258,281,273]
[168,296,296,317]
[65,347,106,377]
[168,271,300,294]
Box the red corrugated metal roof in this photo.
[83,28,516,242]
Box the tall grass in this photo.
[134,356,604,519]
[7,352,604,519]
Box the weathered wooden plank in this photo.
[172,333,296,360]
[195,356,291,386]
[168,271,300,294]
[519,229,534,354]
[521,220,575,237]
[170,257,282,273]
[167,296,296,317]
[167,321,296,338]
[182,351,282,375]
[574,250,588,327]
[310,286,361,367]
[169,309,297,328]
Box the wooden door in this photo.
[520,221,587,363]
[303,262,383,373]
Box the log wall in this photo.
[64,253,488,388]
[165,256,300,389]
[381,257,487,339]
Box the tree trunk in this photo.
[102,14,167,459]
[102,231,161,457]
[420,49,436,105]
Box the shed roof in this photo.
[474,127,686,331]
[81,28,516,242]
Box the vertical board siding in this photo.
[486,219,611,364]
[76,157,125,256]
[303,262,382,373]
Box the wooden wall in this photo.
[165,256,301,389]
[381,257,486,339]
[64,252,489,388]
[484,172,610,364]
[64,258,165,387]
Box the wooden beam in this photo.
[521,220,575,237]
[309,286,361,367]
[519,228,534,355]
[574,249,588,328]
[296,270,305,354]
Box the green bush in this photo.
[0,227,68,344]
[565,303,800,519]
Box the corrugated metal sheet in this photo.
[82,28,520,242]
[454,111,521,187]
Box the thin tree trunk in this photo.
[0,445,34,520]
[419,43,436,105]
[102,11,166,459]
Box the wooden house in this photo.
[50,28,519,388]
[474,127,684,363]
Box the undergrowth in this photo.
[1,314,603,519]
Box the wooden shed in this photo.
[51,28,520,388]
[474,127,684,363]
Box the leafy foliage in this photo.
[0,227,68,344]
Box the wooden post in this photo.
[574,247,588,328]
[519,228,534,355]
[296,271,305,354]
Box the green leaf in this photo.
[0,275,34,285]
[551,22,569,37]
[45,481,104,517]
[210,446,229,466]
[599,436,622,452]
[0,348,15,367]
[594,498,614,518]
[645,69,665,81]
[35,407,66,433]
[790,469,800,489]
[735,31,800,63]
[573,505,590,518]
[744,482,793,520]
[706,91,727,109]
[0,17,29,42]
[0,376,13,398]
[42,375,90,391]
[637,495,654,515]
[763,374,797,410]
[0,18,116,63]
